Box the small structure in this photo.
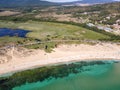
[87,23,95,27]
[104,27,113,32]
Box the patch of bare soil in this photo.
[35,13,82,23]
[0,11,20,16]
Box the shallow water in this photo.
[0,28,29,37]
[12,61,120,90]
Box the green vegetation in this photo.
[25,42,57,52]
[0,21,110,41]
[0,20,120,51]
[0,2,120,51]
[102,15,120,25]
[0,36,38,47]
[0,20,112,51]
[0,36,24,44]
[70,2,120,25]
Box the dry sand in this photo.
[0,43,120,75]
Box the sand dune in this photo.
[0,43,120,75]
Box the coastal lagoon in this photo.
[0,28,29,37]
[0,61,120,90]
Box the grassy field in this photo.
[0,21,110,41]
[0,20,111,51]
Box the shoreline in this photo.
[0,58,120,77]
[0,43,120,76]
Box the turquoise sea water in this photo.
[12,61,120,90]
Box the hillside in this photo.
[0,0,119,7]
[0,0,58,7]
[62,0,117,6]
[74,0,114,4]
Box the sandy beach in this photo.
[0,43,120,75]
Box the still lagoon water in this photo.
[0,28,29,37]
[0,61,120,90]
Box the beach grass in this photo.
[0,36,24,45]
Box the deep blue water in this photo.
[0,28,30,37]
